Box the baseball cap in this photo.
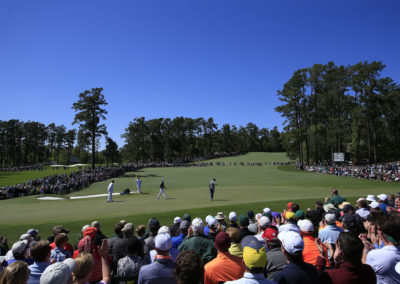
[20,233,33,242]
[27,229,39,236]
[182,214,191,222]
[323,204,336,213]
[342,214,358,232]
[248,223,258,234]
[214,232,231,251]
[285,211,296,220]
[207,217,218,228]
[366,195,376,202]
[158,226,170,235]
[174,217,182,224]
[370,201,380,209]
[11,240,28,255]
[356,197,365,203]
[81,225,90,232]
[377,194,388,201]
[179,220,190,230]
[338,202,350,209]
[155,233,172,251]
[258,216,271,228]
[40,258,76,284]
[294,210,304,219]
[325,213,336,224]
[297,219,314,233]
[53,225,69,236]
[287,202,294,209]
[121,223,134,233]
[239,215,249,226]
[241,236,267,269]
[205,215,213,224]
[149,218,160,228]
[262,228,279,242]
[263,208,271,214]
[278,231,304,255]
[91,221,100,228]
[229,211,237,221]
[191,217,203,231]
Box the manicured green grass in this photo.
[0,152,399,244]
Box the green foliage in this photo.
[276,61,400,164]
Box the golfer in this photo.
[158,180,167,200]
[209,178,218,201]
[136,176,142,194]
[107,180,114,202]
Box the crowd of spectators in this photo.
[1,188,400,284]
[300,162,400,182]
[0,165,45,173]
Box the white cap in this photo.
[366,195,376,202]
[325,213,336,224]
[229,211,237,221]
[297,219,314,233]
[20,233,33,242]
[263,208,271,214]
[191,217,203,231]
[205,215,213,224]
[255,213,263,221]
[174,217,182,224]
[258,216,271,228]
[40,258,76,284]
[278,231,304,255]
[207,217,218,227]
[81,225,90,232]
[158,226,170,235]
[377,194,388,201]
[370,201,380,209]
[356,198,365,203]
[155,233,172,250]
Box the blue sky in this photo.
[1,0,399,148]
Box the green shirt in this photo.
[178,234,217,263]
[327,195,346,207]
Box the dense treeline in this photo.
[121,117,283,162]
[276,61,400,165]
[0,120,77,167]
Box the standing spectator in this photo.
[0,236,9,256]
[107,222,124,259]
[215,212,227,231]
[377,194,389,214]
[49,225,73,255]
[255,216,271,245]
[0,261,30,284]
[273,231,320,284]
[174,250,203,284]
[40,258,76,284]
[171,221,189,250]
[112,223,137,262]
[228,212,239,228]
[27,240,52,284]
[298,219,328,267]
[278,212,300,234]
[263,228,286,280]
[325,188,346,208]
[144,218,160,257]
[239,215,252,241]
[225,235,275,284]
[206,217,220,240]
[226,227,242,258]
[356,199,371,220]
[50,233,71,262]
[138,233,176,284]
[178,218,217,264]
[204,232,245,284]
[117,237,145,280]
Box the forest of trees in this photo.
[120,117,283,162]
[276,61,400,165]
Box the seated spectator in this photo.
[377,194,389,214]
[204,232,245,284]
[278,212,300,234]
[50,233,71,262]
[7,240,33,266]
[363,215,400,283]
[226,227,242,258]
[255,216,271,246]
[27,240,52,284]
[0,260,30,284]
[107,222,124,259]
[117,237,145,279]
[138,233,176,284]
[356,199,371,220]
[225,235,275,284]
[315,232,376,284]
[144,218,160,257]
[170,217,181,237]
[40,258,76,284]
[206,217,220,240]
[263,228,286,280]
[171,221,189,250]
[178,218,217,264]
[247,210,256,224]
[49,225,73,255]
[174,250,203,284]
[228,212,239,228]
[239,215,252,241]
[273,231,320,284]
[215,212,227,231]
[318,213,343,245]
[72,239,110,284]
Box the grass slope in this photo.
[1,152,399,243]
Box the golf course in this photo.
[1,152,399,244]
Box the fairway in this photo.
[1,152,399,243]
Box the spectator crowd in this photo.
[301,161,400,182]
[1,188,400,284]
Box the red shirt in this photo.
[50,242,74,255]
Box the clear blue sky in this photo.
[1,0,399,148]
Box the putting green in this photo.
[1,152,398,243]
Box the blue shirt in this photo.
[138,257,176,284]
[318,225,343,244]
[203,226,211,236]
[171,234,185,249]
[50,247,71,262]
[27,261,50,284]
[273,262,319,284]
